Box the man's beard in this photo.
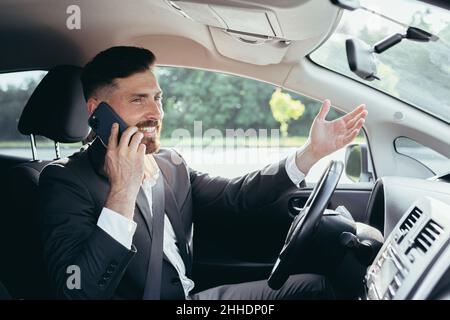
[136,119,162,154]
[142,134,160,154]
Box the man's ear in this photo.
[86,97,100,115]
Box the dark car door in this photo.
[191,179,374,293]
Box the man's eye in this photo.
[132,98,142,103]
[155,96,162,101]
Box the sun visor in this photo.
[167,1,283,38]
[165,0,339,65]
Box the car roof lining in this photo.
[0,0,340,70]
[1,0,450,181]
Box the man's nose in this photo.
[146,100,164,120]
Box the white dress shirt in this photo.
[97,151,305,297]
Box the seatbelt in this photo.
[142,173,165,300]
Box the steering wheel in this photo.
[268,160,344,290]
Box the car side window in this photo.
[157,66,373,184]
[0,70,82,160]
[394,137,450,176]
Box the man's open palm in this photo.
[309,100,367,159]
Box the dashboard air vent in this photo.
[400,207,423,233]
[405,219,443,260]
[414,220,443,254]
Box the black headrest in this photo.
[18,65,90,143]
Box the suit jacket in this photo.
[39,138,296,299]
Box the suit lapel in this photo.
[135,187,153,240]
[154,154,191,272]
[151,173,165,229]
[136,165,170,245]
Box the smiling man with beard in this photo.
[39,46,366,300]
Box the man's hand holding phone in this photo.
[104,123,146,220]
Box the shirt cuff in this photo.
[285,151,306,188]
[97,207,137,250]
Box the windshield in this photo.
[310,0,450,123]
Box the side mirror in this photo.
[346,38,379,81]
[345,144,372,182]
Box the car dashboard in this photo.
[365,196,450,299]
[363,176,450,300]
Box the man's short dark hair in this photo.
[81,46,156,101]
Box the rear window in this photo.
[0,70,81,159]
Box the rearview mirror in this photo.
[330,0,361,11]
[345,144,372,182]
[345,38,379,81]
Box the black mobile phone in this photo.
[88,102,128,145]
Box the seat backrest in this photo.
[0,281,11,300]
[2,161,51,299]
[0,65,90,299]
[0,154,46,298]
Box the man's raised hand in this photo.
[294,100,367,174]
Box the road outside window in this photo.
[0,68,372,184]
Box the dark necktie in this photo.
[143,173,165,300]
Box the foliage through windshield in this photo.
[310,0,450,123]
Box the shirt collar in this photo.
[143,154,160,187]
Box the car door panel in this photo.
[192,184,373,291]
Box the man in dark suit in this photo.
[40,46,367,299]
